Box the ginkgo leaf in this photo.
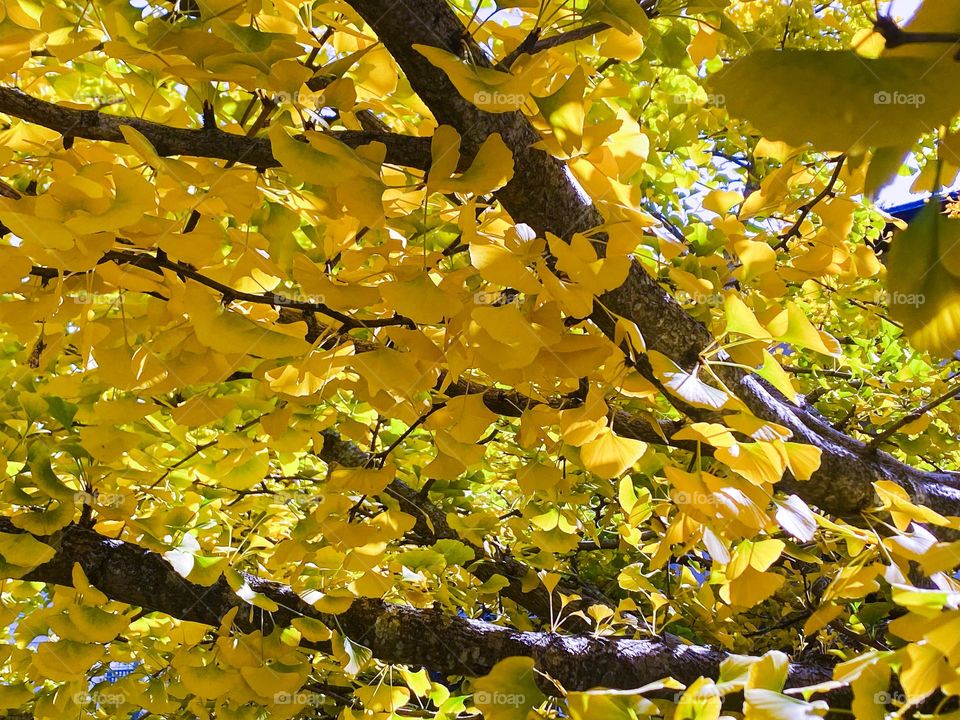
[178,662,241,700]
[0,198,74,249]
[356,685,412,713]
[675,677,722,720]
[379,272,461,324]
[725,296,772,339]
[240,662,308,697]
[535,67,587,155]
[744,689,828,720]
[712,50,960,150]
[888,201,960,355]
[427,126,515,195]
[269,123,379,185]
[767,303,840,357]
[33,640,104,682]
[775,495,817,542]
[579,427,647,478]
[329,465,395,494]
[11,501,74,535]
[414,45,530,112]
[585,0,650,36]
[716,441,785,486]
[180,283,310,360]
[673,422,737,448]
[49,605,130,643]
[649,352,731,410]
[472,657,545,720]
[567,688,659,720]
[704,190,742,216]
[0,532,55,567]
[0,684,32,711]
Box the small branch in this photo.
[869,383,960,448]
[773,156,845,250]
[373,404,446,468]
[36,250,413,331]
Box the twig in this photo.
[869,383,960,448]
[773,156,845,250]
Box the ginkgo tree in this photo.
[2,0,960,718]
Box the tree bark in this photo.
[1,517,838,696]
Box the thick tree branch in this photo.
[0,87,432,171]
[0,517,838,696]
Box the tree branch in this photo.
[0,86,432,171]
[1,517,839,696]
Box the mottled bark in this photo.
[0,517,837,696]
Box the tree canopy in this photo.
[2,0,960,718]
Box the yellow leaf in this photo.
[534,67,586,155]
[49,605,129,643]
[33,640,104,682]
[11,501,74,535]
[673,422,737,448]
[355,685,411,713]
[240,662,308,698]
[888,202,960,355]
[170,396,235,427]
[379,272,461,324]
[704,190,742,216]
[472,657,545,720]
[767,303,841,356]
[716,441,785,486]
[900,642,946,702]
[579,427,647,479]
[712,50,960,150]
[0,532,55,567]
[0,683,32,710]
[328,466,395,494]
[178,662,241,700]
[414,45,530,112]
[650,352,731,410]
[725,296,772,339]
[427,126,515,195]
[181,283,310,360]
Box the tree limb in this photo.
[0,86,432,171]
[0,517,839,696]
